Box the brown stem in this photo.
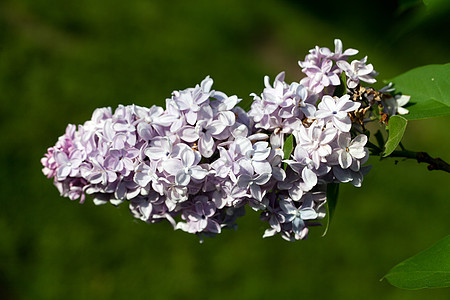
[388,150,450,173]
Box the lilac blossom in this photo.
[295,123,337,167]
[336,56,377,88]
[323,39,359,61]
[280,195,318,238]
[300,59,340,94]
[236,138,272,175]
[237,173,271,201]
[54,150,84,181]
[260,193,286,237]
[162,145,208,186]
[176,196,221,234]
[315,95,361,132]
[329,133,368,170]
[42,39,379,242]
[105,148,138,176]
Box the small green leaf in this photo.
[333,73,347,97]
[389,63,450,120]
[383,115,408,157]
[383,235,450,289]
[322,183,339,236]
[283,134,294,160]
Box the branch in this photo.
[388,150,450,173]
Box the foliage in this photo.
[383,235,450,289]
[389,64,450,120]
[322,182,339,236]
[383,115,408,157]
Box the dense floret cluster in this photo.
[42,39,407,241]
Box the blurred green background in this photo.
[1,0,449,299]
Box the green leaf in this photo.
[283,134,294,160]
[389,63,450,120]
[383,115,408,157]
[383,235,450,289]
[333,73,347,97]
[322,183,339,236]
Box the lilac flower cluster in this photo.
[298,39,376,94]
[42,39,384,241]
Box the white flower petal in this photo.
[175,171,190,186]
[300,208,318,220]
[162,159,183,176]
[180,147,195,167]
[190,166,208,180]
[338,151,352,169]
[254,173,271,185]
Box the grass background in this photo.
[0,0,449,299]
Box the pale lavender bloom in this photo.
[165,184,189,211]
[288,144,330,177]
[298,40,358,95]
[298,46,324,69]
[114,178,152,201]
[333,165,371,187]
[80,108,112,143]
[144,136,179,172]
[128,192,161,222]
[280,194,318,238]
[81,157,117,186]
[237,173,271,201]
[249,72,305,136]
[135,105,177,140]
[133,162,166,195]
[95,119,127,156]
[112,105,137,146]
[236,138,272,175]
[320,38,358,61]
[211,179,248,209]
[54,150,84,181]
[267,148,286,182]
[41,147,58,178]
[295,123,337,167]
[178,119,226,158]
[210,145,241,182]
[105,148,139,176]
[261,72,291,114]
[162,145,208,186]
[176,196,221,234]
[328,133,368,170]
[129,193,176,228]
[277,168,306,201]
[91,107,113,124]
[54,177,87,203]
[315,95,361,132]
[248,94,264,123]
[172,77,213,125]
[336,56,377,88]
[144,136,172,159]
[42,43,377,241]
[164,98,185,133]
[210,92,240,126]
[300,59,340,94]
[284,146,318,191]
[296,84,317,117]
[260,193,286,237]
